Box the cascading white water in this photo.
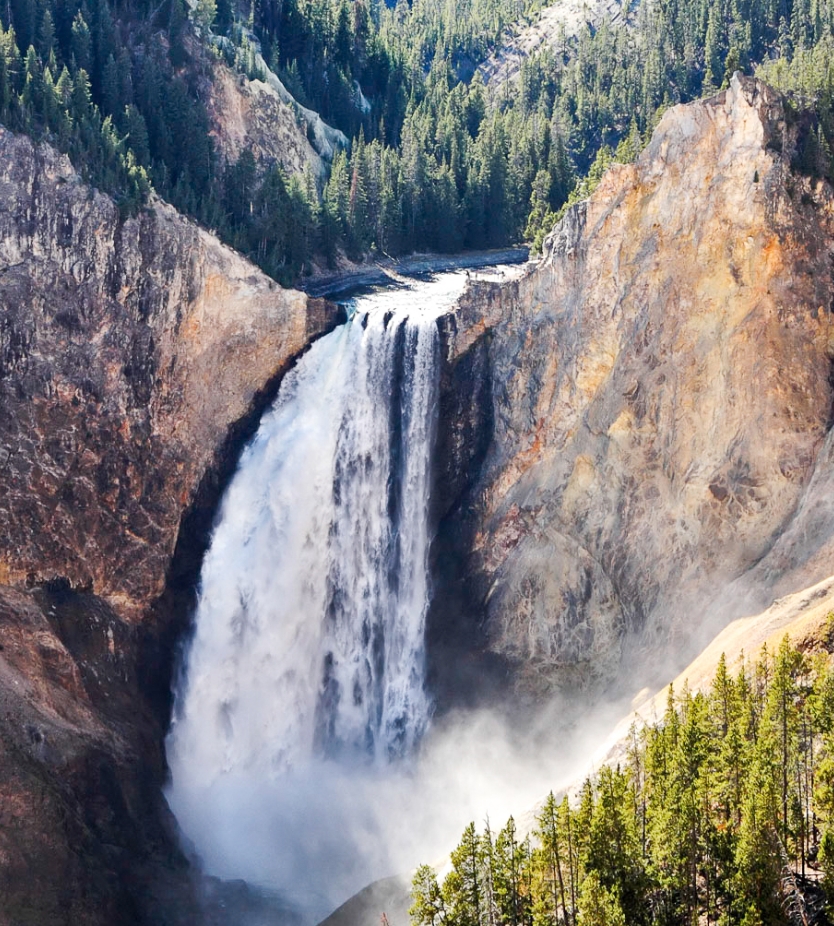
[165,272,473,920]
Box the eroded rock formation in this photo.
[434,75,834,702]
[0,127,341,924]
[0,127,337,607]
[207,60,324,176]
[5,69,834,923]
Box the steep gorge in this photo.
[2,71,834,926]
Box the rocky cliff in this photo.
[0,127,341,924]
[5,68,834,924]
[479,0,637,87]
[433,75,834,704]
[207,60,325,176]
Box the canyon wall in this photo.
[0,127,341,924]
[4,70,834,922]
[434,75,834,703]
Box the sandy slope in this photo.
[587,573,834,779]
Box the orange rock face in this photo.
[0,128,337,612]
[437,76,834,699]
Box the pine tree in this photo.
[494,817,530,926]
[734,735,782,924]
[193,0,216,34]
[576,872,626,926]
[585,765,646,925]
[534,793,571,926]
[20,44,42,129]
[411,865,447,926]
[70,11,91,72]
[444,823,484,926]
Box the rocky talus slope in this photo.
[433,75,834,704]
[207,59,325,176]
[479,0,637,87]
[0,128,341,924]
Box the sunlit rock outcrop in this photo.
[436,75,834,701]
[207,59,325,175]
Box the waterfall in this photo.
[165,273,470,918]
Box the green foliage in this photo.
[411,864,447,926]
[0,0,327,277]
[576,872,626,926]
[194,0,218,34]
[413,639,834,926]
[8,0,834,282]
[0,0,218,215]
[444,823,485,926]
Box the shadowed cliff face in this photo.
[433,75,834,704]
[0,128,342,924]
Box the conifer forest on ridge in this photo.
[4,0,834,281]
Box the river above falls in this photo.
[301,248,529,298]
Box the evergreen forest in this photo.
[3,0,834,281]
[410,636,834,926]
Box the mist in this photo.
[171,569,779,926]
[169,692,637,924]
[165,269,566,923]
